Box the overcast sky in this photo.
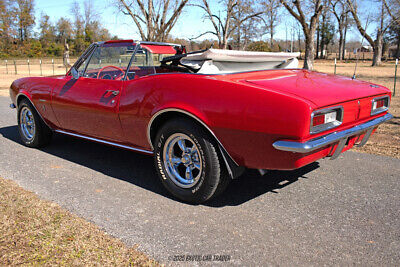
[34,0,378,44]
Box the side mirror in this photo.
[71,67,80,79]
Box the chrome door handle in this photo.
[106,90,119,96]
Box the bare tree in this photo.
[117,0,189,42]
[382,0,400,26]
[192,0,262,49]
[317,0,335,59]
[331,0,349,60]
[231,0,261,49]
[13,0,35,43]
[262,0,281,48]
[296,22,303,55]
[346,0,390,66]
[279,0,325,69]
[83,0,99,28]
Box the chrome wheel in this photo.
[20,107,35,141]
[163,133,203,188]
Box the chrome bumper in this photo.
[273,113,393,159]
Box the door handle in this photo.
[105,90,119,96]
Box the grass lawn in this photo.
[0,177,159,266]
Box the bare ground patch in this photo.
[0,177,159,266]
[0,89,8,97]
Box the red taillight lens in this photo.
[312,114,325,126]
[371,96,389,115]
[375,99,385,109]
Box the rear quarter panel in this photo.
[119,73,314,168]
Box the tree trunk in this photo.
[339,33,343,60]
[342,25,347,60]
[270,32,274,49]
[338,27,343,60]
[298,29,302,57]
[316,26,320,59]
[372,33,383,66]
[396,37,400,58]
[304,34,315,70]
[221,36,228,49]
[320,33,325,59]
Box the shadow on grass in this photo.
[0,125,319,207]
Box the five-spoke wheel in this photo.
[17,99,52,147]
[154,118,229,203]
[163,133,203,188]
[19,106,36,141]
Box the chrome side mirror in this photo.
[71,67,80,79]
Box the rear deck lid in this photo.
[243,69,389,107]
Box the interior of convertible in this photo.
[75,42,188,81]
[74,41,300,79]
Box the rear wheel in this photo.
[18,99,52,148]
[154,118,228,204]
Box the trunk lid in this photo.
[235,69,389,107]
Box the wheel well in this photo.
[16,94,29,107]
[148,110,245,179]
[149,111,204,148]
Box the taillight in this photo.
[310,106,343,134]
[371,96,389,115]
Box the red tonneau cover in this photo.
[140,44,177,54]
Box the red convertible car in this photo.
[9,40,392,203]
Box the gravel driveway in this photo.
[0,96,399,265]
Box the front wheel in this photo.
[17,99,52,148]
[154,118,228,204]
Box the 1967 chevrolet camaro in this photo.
[9,40,393,203]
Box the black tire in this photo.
[213,160,231,198]
[17,99,52,148]
[154,118,227,204]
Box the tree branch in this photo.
[189,31,218,40]
[346,0,375,46]
[118,0,146,40]
[382,0,400,26]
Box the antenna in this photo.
[353,15,370,79]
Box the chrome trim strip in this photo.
[273,113,393,153]
[55,130,154,155]
[16,93,53,130]
[371,95,390,116]
[9,103,16,109]
[146,108,238,165]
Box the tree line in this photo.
[0,0,114,58]
[1,0,400,70]
[116,0,400,69]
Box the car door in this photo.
[51,43,134,141]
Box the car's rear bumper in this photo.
[273,113,393,159]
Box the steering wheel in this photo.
[97,65,125,80]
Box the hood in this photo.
[238,69,390,107]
